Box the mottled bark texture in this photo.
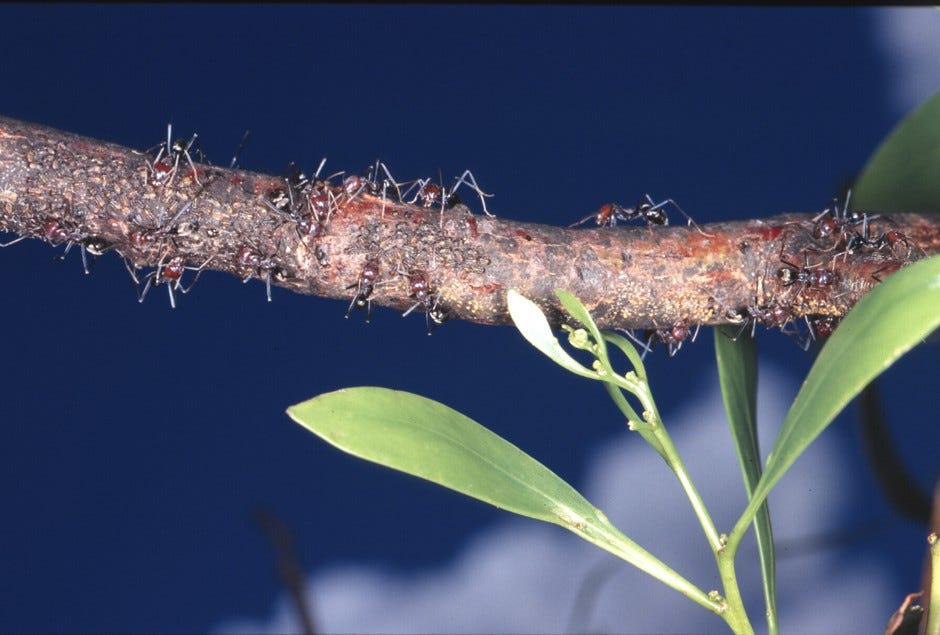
[2,115,939,333]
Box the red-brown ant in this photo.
[625,321,700,359]
[401,271,448,334]
[808,191,876,251]
[345,259,380,322]
[235,244,287,302]
[808,315,840,340]
[37,217,110,274]
[569,194,694,229]
[262,160,337,241]
[835,213,923,263]
[403,170,494,219]
[145,123,202,187]
[133,253,214,309]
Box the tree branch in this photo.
[2,115,938,334]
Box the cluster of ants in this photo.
[0,127,924,345]
[254,147,494,334]
[566,191,922,358]
[0,124,495,333]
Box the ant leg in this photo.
[405,178,430,205]
[137,274,153,304]
[166,280,177,309]
[402,300,422,319]
[180,257,214,295]
[438,169,447,230]
[449,169,495,216]
[0,235,27,247]
[265,271,272,303]
[568,211,601,228]
[622,329,655,360]
[229,130,251,169]
[122,256,141,285]
[79,244,92,275]
[380,163,402,200]
[312,157,328,180]
[646,194,713,237]
[689,323,701,343]
[345,293,361,319]
[840,190,852,217]
[181,133,201,185]
[165,181,212,230]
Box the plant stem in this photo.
[3,115,940,331]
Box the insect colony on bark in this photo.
[0,127,924,345]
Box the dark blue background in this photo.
[0,6,936,632]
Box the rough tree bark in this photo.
[2,115,939,335]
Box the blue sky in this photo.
[1,6,939,634]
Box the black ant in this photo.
[235,244,287,302]
[132,253,214,309]
[569,194,696,229]
[776,250,838,297]
[401,271,448,334]
[145,123,202,187]
[345,259,380,322]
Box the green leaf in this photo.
[714,327,777,635]
[853,90,940,213]
[506,289,597,379]
[734,254,940,539]
[288,387,718,613]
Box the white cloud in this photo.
[215,364,895,634]
[874,8,940,117]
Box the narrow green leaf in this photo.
[853,90,940,213]
[714,327,777,635]
[288,387,717,612]
[507,289,596,379]
[735,255,940,538]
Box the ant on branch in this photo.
[262,160,338,241]
[35,198,112,274]
[624,321,700,359]
[402,169,494,225]
[131,253,214,309]
[807,315,840,340]
[235,243,288,302]
[345,259,380,322]
[569,194,700,230]
[364,160,404,217]
[145,123,203,187]
[776,248,838,297]
[809,191,866,245]
[401,271,448,335]
[834,213,923,263]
